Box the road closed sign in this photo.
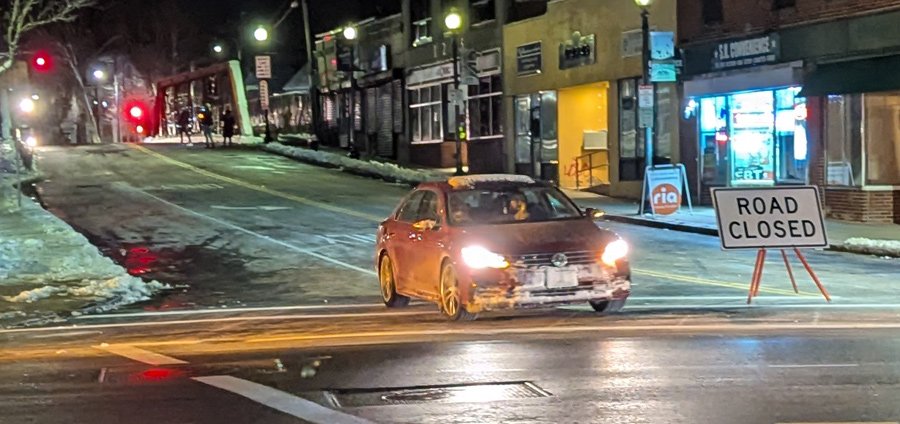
[712,186,828,250]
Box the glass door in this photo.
[774,87,808,183]
[728,91,775,186]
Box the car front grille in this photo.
[511,250,597,268]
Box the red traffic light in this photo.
[130,106,144,119]
[124,101,147,122]
[31,51,53,73]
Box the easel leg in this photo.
[781,249,799,294]
[793,247,831,302]
[752,249,767,297]
[747,249,765,304]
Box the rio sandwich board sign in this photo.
[711,186,828,250]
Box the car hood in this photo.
[456,219,617,255]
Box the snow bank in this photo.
[3,276,168,310]
[838,238,900,258]
[263,142,445,185]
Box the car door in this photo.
[407,190,448,297]
[388,190,426,291]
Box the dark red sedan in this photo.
[375,175,632,320]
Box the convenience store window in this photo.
[698,86,809,187]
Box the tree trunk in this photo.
[65,45,101,144]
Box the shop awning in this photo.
[799,54,900,97]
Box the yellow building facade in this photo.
[503,0,679,198]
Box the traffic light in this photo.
[31,51,53,73]
[124,101,149,136]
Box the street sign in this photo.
[712,186,828,250]
[255,56,272,79]
[447,86,465,107]
[647,166,683,215]
[460,48,479,85]
[638,84,654,128]
[259,79,270,110]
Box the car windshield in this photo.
[447,186,582,226]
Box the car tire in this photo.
[439,262,477,321]
[589,298,627,315]
[379,254,410,308]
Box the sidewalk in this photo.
[0,150,166,327]
[563,189,900,258]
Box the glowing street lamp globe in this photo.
[444,11,462,31]
[342,26,357,41]
[634,0,652,7]
[92,69,105,80]
[212,44,224,54]
[19,98,35,114]
[254,26,269,42]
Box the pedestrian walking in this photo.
[221,107,236,147]
[177,108,192,145]
[199,106,214,148]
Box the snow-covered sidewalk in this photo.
[1,172,167,327]
[262,142,446,185]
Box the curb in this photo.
[600,213,898,258]
[598,213,720,237]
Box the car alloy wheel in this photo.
[379,254,409,308]
[439,262,476,321]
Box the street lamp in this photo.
[634,0,655,213]
[254,25,269,42]
[343,25,359,154]
[445,8,465,175]
[18,98,35,114]
[92,69,106,80]
[212,44,224,54]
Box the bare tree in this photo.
[0,0,96,75]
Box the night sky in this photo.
[185,0,399,85]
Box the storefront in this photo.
[503,0,679,197]
[405,49,503,170]
[682,16,900,223]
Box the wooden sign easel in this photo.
[746,247,831,304]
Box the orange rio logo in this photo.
[651,183,681,215]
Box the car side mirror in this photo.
[412,219,438,231]
[584,207,605,220]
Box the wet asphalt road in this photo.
[1,143,898,423]
[28,143,900,313]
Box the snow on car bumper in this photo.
[467,269,631,312]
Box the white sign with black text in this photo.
[712,186,827,250]
[255,55,272,79]
[258,80,270,110]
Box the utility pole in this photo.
[301,0,320,142]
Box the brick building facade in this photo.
[678,0,900,223]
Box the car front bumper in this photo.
[465,265,631,313]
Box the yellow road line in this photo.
[634,268,816,297]
[129,144,383,222]
[130,144,810,298]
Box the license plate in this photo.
[545,267,579,289]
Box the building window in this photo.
[862,91,900,185]
[701,0,723,25]
[618,78,645,181]
[467,74,503,140]
[826,91,900,186]
[409,84,444,144]
[411,0,432,47]
[772,0,795,10]
[825,94,863,186]
[471,0,496,25]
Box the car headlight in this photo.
[601,239,629,266]
[461,245,509,269]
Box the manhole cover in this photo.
[326,381,551,407]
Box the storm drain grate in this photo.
[325,381,552,407]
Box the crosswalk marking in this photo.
[94,344,187,366]
[194,375,374,424]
